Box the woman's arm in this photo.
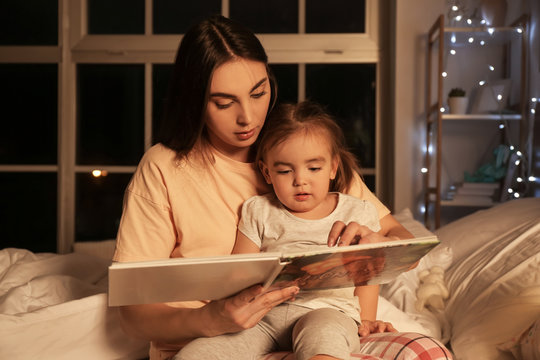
[119,285,299,343]
[379,213,414,240]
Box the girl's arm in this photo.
[327,214,413,247]
[354,285,397,336]
[232,230,261,254]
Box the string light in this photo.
[480,40,486,46]
[489,65,495,71]
[442,72,448,77]
[450,49,456,55]
[468,37,474,43]
[488,28,495,35]
[451,34,457,43]
[421,168,428,174]
[479,80,486,86]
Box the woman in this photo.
[113,15,450,360]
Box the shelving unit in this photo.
[424,14,529,229]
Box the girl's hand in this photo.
[358,320,397,337]
[327,221,396,247]
[204,285,299,336]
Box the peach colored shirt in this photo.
[113,143,390,359]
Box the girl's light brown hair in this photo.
[257,101,362,192]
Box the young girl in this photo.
[175,101,416,360]
[113,15,451,360]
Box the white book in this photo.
[108,236,440,306]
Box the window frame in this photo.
[0,0,386,253]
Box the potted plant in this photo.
[448,87,468,114]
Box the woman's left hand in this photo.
[358,320,397,337]
[327,221,397,247]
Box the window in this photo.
[0,0,385,253]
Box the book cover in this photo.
[108,236,439,306]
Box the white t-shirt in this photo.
[238,192,381,322]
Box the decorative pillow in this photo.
[498,316,540,360]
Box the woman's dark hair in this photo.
[257,101,362,193]
[156,15,277,158]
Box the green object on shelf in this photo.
[464,145,511,182]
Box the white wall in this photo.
[392,0,539,219]
[393,0,445,218]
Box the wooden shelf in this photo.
[423,14,528,230]
[442,113,521,121]
[441,199,497,207]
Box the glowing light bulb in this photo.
[456,15,463,21]
[451,35,457,43]
[442,72,448,77]
[452,5,458,11]
[532,109,536,114]
[508,188,514,193]
[92,170,102,177]
[480,40,486,46]
[479,80,486,86]
[450,49,456,55]
[515,160,521,166]
[517,177,523,183]
[510,145,515,150]
[467,19,472,25]
[497,94,503,101]
[532,98,538,102]
[499,124,505,129]
[517,151,522,157]
[421,168,428,174]
[481,19,486,25]
[468,37,474,43]
[489,65,495,71]
[488,28,495,35]
[516,28,523,34]
[529,176,537,182]
[514,193,520,198]
[440,107,446,113]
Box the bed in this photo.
[1,197,539,359]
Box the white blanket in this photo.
[0,248,149,360]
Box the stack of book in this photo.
[450,182,499,206]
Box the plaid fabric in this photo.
[261,332,453,360]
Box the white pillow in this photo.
[434,198,540,360]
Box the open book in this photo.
[108,236,439,306]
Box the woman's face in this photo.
[205,58,271,162]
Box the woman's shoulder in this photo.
[137,143,178,169]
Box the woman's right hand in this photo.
[203,284,299,336]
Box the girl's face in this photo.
[260,131,339,220]
[205,58,271,162]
